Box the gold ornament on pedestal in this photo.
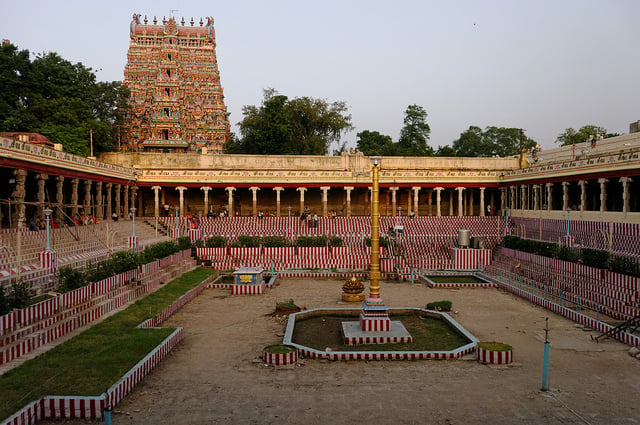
[341,277,365,302]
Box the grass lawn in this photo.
[426,275,489,284]
[0,267,215,421]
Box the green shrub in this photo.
[0,287,10,315]
[177,236,191,250]
[205,236,227,248]
[9,281,31,310]
[329,236,343,247]
[426,300,452,312]
[581,248,610,269]
[55,267,87,293]
[237,235,261,247]
[194,239,204,248]
[557,246,580,262]
[296,235,329,247]
[262,236,289,247]
[364,237,389,248]
[610,255,640,277]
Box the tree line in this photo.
[1,42,619,157]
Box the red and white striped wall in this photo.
[232,283,265,295]
[450,248,492,270]
[360,315,391,332]
[262,349,298,365]
[476,345,513,364]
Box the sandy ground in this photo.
[39,278,639,425]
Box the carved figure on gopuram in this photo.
[122,14,230,153]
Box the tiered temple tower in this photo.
[122,14,230,153]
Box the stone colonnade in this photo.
[7,168,135,228]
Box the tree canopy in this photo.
[355,130,395,156]
[0,42,129,156]
[225,88,353,155]
[451,126,537,157]
[555,125,619,146]
[398,105,433,156]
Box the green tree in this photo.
[452,126,536,157]
[227,88,353,155]
[398,105,433,156]
[434,145,457,157]
[356,130,394,156]
[0,43,129,156]
[555,125,618,146]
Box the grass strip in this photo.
[0,267,215,421]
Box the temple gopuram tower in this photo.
[123,14,230,153]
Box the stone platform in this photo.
[341,320,413,345]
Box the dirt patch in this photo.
[37,279,640,425]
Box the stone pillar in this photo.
[456,187,464,216]
[199,186,210,216]
[598,178,608,213]
[114,184,121,218]
[520,185,527,211]
[153,186,162,217]
[449,189,454,216]
[620,177,631,215]
[130,186,138,216]
[509,186,516,210]
[96,181,103,220]
[11,169,27,228]
[70,178,79,219]
[389,187,398,216]
[434,187,443,217]
[105,183,113,218]
[412,186,421,217]
[344,186,354,217]
[578,180,587,212]
[56,176,65,224]
[177,186,187,217]
[225,186,236,215]
[273,187,284,217]
[427,189,433,216]
[320,186,330,216]
[36,174,48,219]
[500,187,506,213]
[407,189,412,216]
[532,185,539,211]
[123,185,130,219]
[249,186,260,217]
[84,180,92,217]
[480,187,486,216]
[546,183,553,211]
[561,181,569,211]
[296,187,307,216]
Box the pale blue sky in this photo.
[2,0,639,152]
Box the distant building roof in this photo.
[0,132,55,148]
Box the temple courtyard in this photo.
[39,277,639,425]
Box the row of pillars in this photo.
[10,169,136,227]
[501,177,632,214]
[150,185,493,218]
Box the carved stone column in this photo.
[598,178,608,213]
[344,186,354,217]
[84,180,92,216]
[434,187,443,217]
[249,186,260,217]
[200,186,211,216]
[546,183,553,211]
[36,174,48,220]
[449,189,454,216]
[520,184,527,211]
[532,185,539,211]
[578,180,586,212]
[105,183,112,218]
[273,187,284,217]
[412,186,421,217]
[479,187,486,216]
[225,186,235,215]
[456,187,465,216]
[500,187,506,213]
[153,186,162,217]
[389,187,398,216]
[11,169,27,228]
[114,184,121,218]
[123,185,130,219]
[71,178,79,219]
[296,187,307,216]
[620,177,631,215]
[561,181,569,211]
[56,176,65,224]
[177,186,187,217]
[509,186,516,210]
[130,186,138,216]
[427,189,433,216]
[96,181,103,220]
[320,186,330,216]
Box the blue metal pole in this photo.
[45,213,51,252]
[175,206,179,237]
[541,317,550,391]
[411,268,414,285]
[566,210,570,237]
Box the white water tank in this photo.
[458,229,470,248]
